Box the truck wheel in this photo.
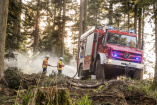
[133,69,143,80]
[96,60,105,80]
[79,64,88,80]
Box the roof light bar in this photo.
[109,26,113,30]
[130,29,134,33]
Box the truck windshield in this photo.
[106,33,137,48]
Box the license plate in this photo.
[128,64,136,67]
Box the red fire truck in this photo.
[78,26,144,80]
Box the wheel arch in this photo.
[78,63,83,76]
[96,53,107,64]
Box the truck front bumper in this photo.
[104,59,144,70]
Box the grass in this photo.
[21,87,34,105]
[75,95,92,105]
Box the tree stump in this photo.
[28,87,72,105]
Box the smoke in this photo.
[4,52,78,78]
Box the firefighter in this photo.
[57,57,64,75]
[42,55,51,74]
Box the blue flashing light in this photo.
[113,54,117,57]
[136,57,139,60]
[109,26,113,30]
[130,29,134,33]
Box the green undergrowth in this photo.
[75,95,92,105]
[15,87,73,105]
[21,87,34,105]
[13,71,71,104]
[130,79,157,100]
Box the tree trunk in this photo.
[33,0,40,53]
[83,0,88,33]
[116,16,120,28]
[78,0,83,72]
[53,4,56,30]
[13,0,21,45]
[134,4,137,34]
[109,2,113,25]
[79,0,83,36]
[0,0,9,80]
[138,8,142,49]
[127,2,130,31]
[61,0,66,57]
[124,14,126,29]
[154,3,157,85]
[142,8,145,42]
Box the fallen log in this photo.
[67,80,103,88]
[67,80,124,88]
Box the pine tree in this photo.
[6,0,26,59]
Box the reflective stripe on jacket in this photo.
[57,61,63,70]
[42,58,48,68]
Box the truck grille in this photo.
[112,50,142,63]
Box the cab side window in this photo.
[85,33,94,56]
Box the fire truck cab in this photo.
[78,26,144,80]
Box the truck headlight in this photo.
[108,59,112,63]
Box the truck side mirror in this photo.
[103,44,106,49]
[94,33,98,42]
[81,45,84,50]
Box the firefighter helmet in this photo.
[45,55,50,58]
[59,57,63,60]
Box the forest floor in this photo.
[68,79,157,105]
[0,69,157,105]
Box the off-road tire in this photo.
[133,69,143,80]
[96,60,105,80]
[79,64,88,80]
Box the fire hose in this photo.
[49,64,78,79]
[50,66,57,67]
[50,65,65,67]
[50,65,78,78]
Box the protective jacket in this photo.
[42,58,48,68]
[57,61,64,70]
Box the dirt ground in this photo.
[68,79,157,105]
[0,74,157,105]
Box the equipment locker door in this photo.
[83,33,94,70]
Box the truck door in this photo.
[83,33,94,70]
